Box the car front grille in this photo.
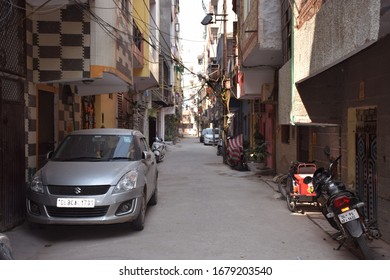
[46,206,109,218]
[48,185,110,196]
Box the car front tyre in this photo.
[148,179,158,206]
[131,193,146,231]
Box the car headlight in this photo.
[30,175,44,194]
[113,170,138,194]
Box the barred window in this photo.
[281,0,292,63]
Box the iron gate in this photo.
[0,0,26,230]
[355,108,377,224]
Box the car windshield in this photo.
[51,134,141,162]
[205,128,219,134]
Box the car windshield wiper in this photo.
[59,157,103,162]
[110,157,130,161]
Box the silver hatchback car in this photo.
[26,128,158,231]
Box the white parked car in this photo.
[203,128,220,145]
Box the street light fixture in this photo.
[201,13,213,25]
[201,13,228,26]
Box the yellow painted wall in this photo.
[133,0,150,77]
[94,94,117,128]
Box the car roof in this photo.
[69,128,145,138]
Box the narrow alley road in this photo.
[6,137,356,260]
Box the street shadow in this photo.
[22,207,157,243]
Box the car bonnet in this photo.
[39,161,140,186]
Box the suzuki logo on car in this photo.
[74,187,82,195]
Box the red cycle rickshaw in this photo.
[278,161,317,212]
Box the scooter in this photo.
[151,137,166,163]
[225,134,247,171]
[303,155,380,259]
[0,233,13,259]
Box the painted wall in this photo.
[240,0,282,65]
[133,0,151,78]
[297,35,390,243]
[278,60,291,125]
[94,94,117,128]
[293,0,380,124]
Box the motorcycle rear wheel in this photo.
[354,235,375,260]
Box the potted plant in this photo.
[246,131,269,171]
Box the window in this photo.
[243,0,251,20]
[281,125,290,144]
[281,0,292,62]
[133,20,143,51]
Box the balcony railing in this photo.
[151,88,168,106]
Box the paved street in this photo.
[6,137,359,260]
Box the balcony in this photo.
[238,1,282,100]
[240,1,282,67]
[151,88,172,107]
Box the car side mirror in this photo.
[142,151,152,160]
[46,151,54,159]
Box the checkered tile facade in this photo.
[32,5,90,82]
[25,3,135,178]
[26,4,86,178]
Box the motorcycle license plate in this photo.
[338,209,359,224]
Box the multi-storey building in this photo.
[232,0,390,242]
[0,0,182,231]
[201,0,237,140]
[151,0,182,143]
[234,0,282,170]
[278,0,390,242]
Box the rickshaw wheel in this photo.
[286,193,297,212]
[286,179,297,212]
[277,175,288,199]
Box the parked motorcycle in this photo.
[303,155,380,259]
[0,233,13,260]
[226,134,247,171]
[151,137,166,163]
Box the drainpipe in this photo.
[290,0,295,126]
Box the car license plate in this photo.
[57,198,95,208]
[338,209,359,224]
